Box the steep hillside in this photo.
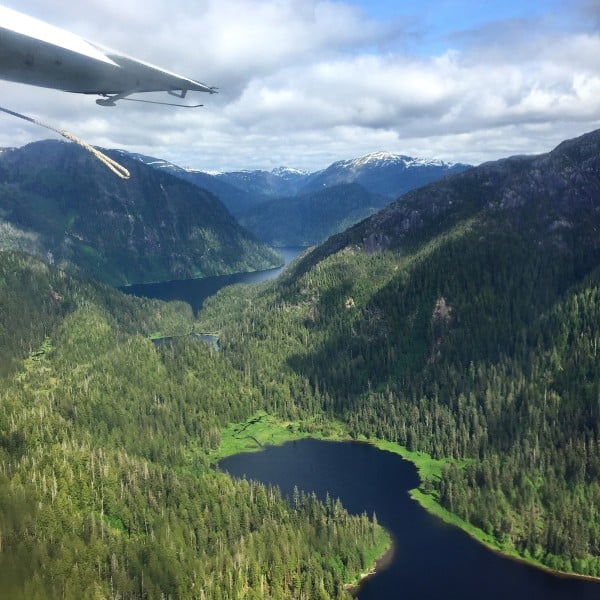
[125,154,309,214]
[0,250,194,374]
[216,166,308,199]
[238,183,386,246]
[125,151,262,215]
[198,129,600,576]
[0,140,280,285]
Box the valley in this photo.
[196,129,600,580]
[132,150,470,247]
[0,128,599,598]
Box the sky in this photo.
[1,0,599,172]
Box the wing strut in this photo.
[0,105,130,179]
[97,95,204,108]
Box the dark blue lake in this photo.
[121,247,304,313]
[219,439,600,600]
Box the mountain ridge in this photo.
[129,149,471,247]
[298,128,600,267]
[128,149,471,215]
[0,140,281,285]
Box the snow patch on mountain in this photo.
[271,166,309,177]
[335,151,453,171]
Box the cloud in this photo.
[225,31,600,133]
[1,0,599,171]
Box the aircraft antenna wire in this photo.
[0,105,130,179]
[120,97,204,108]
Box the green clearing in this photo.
[208,411,350,463]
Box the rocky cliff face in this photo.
[0,140,280,285]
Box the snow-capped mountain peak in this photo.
[271,166,309,177]
[123,147,470,207]
[337,151,451,171]
[299,151,469,198]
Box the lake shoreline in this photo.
[344,543,395,596]
[121,246,305,315]
[120,245,307,290]
[407,488,600,585]
[368,439,600,585]
[119,261,286,288]
[212,412,600,587]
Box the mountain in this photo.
[309,131,600,260]
[131,150,470,247]
[128,150,471,231]
[238,182,388,246]
[216,166,308,199]
[233,153,470,247]
[126,155,310,214]
[125,151,261,215]
[0,140,281,286]
[210,152,469,202]
[198,128,600,577]
[299,151,470,197]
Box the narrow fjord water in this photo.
[121,247,304,313]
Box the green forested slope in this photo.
[0,141,281,285]
[2,127,599,596]
[198,129,600,575]
[0,251,194,375]
[237,183,385,247]
[0,252,387,599]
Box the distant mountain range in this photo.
[0,140,280,285]
[130,150,471,246]
[0,140,471,286]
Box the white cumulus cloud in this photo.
[0,0,599,171]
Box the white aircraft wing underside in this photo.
[0,6,214,96]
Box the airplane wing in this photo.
[0,5,216,106]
